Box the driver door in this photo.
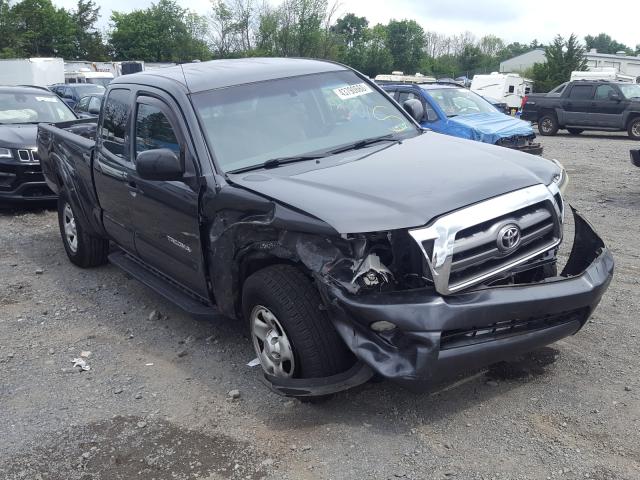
[127,95,208,298]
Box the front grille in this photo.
[17,149,39,163]
[439,308,588,350]
[409,185,563,295]
[448,201,558,290]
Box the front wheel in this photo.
[57,190,109,268]
[242,265,354,386]
[538,114,559,136]
[628,118,640,140]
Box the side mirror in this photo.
[88,107,100,115]
[609,93,621,102]
[136,148,183,181]
[402,98,425,123]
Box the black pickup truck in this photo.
[521,80,640,139]
[38,58,614,398]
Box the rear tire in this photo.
[57,190,109,268]
[242,265,354,391]
[567,128,584,135]
[628,117,640,140]
[538,114,559,136]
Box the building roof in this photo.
[501,48,545,63]
[113,58,347,93]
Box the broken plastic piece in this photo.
[71,358,90,371]
[247,357,261,367]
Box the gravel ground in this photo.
[1,130,639,480]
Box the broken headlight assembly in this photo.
[324,230,429,294]
[549,158,568,195]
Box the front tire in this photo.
[242,265,353,384]
[57,190,109,268]
[628,117,640,140]
[538,114,559,136]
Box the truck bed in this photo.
[38,118,98,196]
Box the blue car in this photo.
[381,82,542,155]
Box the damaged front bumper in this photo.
[297,208,613,395]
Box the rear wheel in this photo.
[243,264,354,395]
[628,117,640,140]
[57,190,109,268]
[538,114,559,136]
[567,128,584,135]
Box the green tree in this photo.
[385,19,425,73]
[9,0,76,57]
[360,24,393,77]
[584,33,631,54]
[110,0,211,61]
[532,34,587,92]
[0,0,19,57]
[70,0,108,60]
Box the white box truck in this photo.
[0,58,65,87]
[470,72,533,114]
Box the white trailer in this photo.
[64,67,114,87]
[470,72,533,113]
[0,57,65,87]
[570,68,637,83]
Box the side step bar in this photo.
[108,250,217,320]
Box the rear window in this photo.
[568,85,593,99]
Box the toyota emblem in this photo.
[497,224,521,252]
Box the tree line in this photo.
[1,0,638,90]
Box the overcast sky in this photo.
[54,0,640,50]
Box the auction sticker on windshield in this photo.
[333,83,373,100]
[36,97,58,102]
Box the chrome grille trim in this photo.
[17,149,39,163]
[409,184,563,295]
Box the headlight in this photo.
[0,147,12,159]
[549,158,568,194]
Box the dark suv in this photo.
[0,85,77,203]
[49,83,105,110]
[521,80,640,138]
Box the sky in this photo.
[54,0,640,51]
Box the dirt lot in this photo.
[1,131,639,480]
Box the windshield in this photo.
[619,84,640,99]
[86,78,111,88]
[192,70,419,173]
[424,87,497,117]
[0,92,76,124]
[76,84,106,93]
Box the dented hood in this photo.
[228,132,559,234]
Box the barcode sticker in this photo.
[333,83,373,100]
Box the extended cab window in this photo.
[569,85,593,99]
[135,104,180,155]
[100,89,131,159]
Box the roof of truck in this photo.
[113,58,348,93]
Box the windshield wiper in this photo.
[228,154,326,174]
[326,134,401,155]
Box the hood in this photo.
[446,112,534,144]
[228,132,559,234]
[0,124,37,149]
